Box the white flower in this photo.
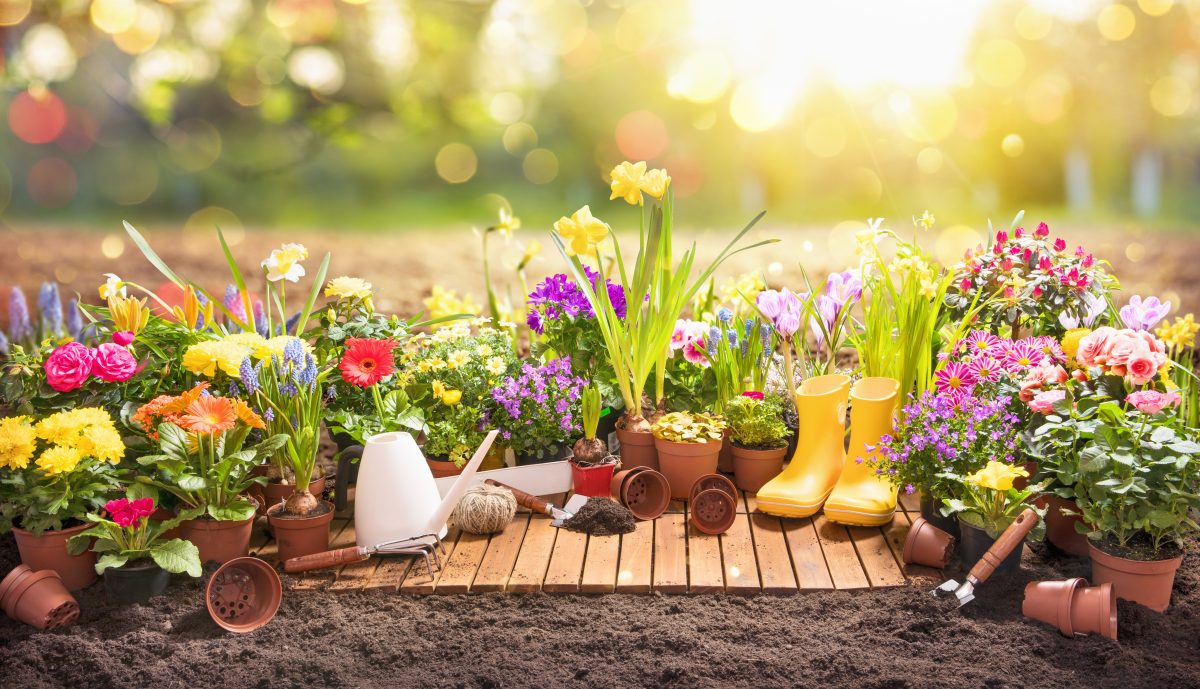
[486,357,506,375]
[99,273,126,300]
[262,243,309,283]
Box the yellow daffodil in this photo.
[918,278,939,299]
[1156,314,1199,351]
[108,295,149,334]
[1061,328,1092,359]
[0,416,36,470]
[913,210,935,231]
[447,350,470,369]
[639,168,671,200]
[441,389,462,406]
[494,208,521,237]
[485,356,506,375]
[36,445,82,475]
[262,243,309,283]
[966,460,1028,492]
[609,160,647,205]
[324,276,374,304]
[555,205,610,257]
[98,273,126,300]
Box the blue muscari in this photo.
[66,298,82,339]
[7,288,31,343]
[38,282,63,336]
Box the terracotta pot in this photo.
[13,523,98,591]
[104,560,171,606]
[0,566,80,631]
[613,468,671,520]
[959,521,1023,577]
[919,494,959,539]
[1034,494,1090,558]
[1015,460,1038,491]
[267,501,336,562]
[480,443,507,471]
[1022,578,1118,640]
[206,557,282,633]
[260,474,327,516]
[609,467,648,498]
[1089,541,1183,612]
[730,444,787,493]
[426,457,464,478]
[689,473,738,503]
[717,428,735,473]
[654,438,720,500]
[902,517,955,568]
[180,516,254,566]
[690,489,737,535]
[570,461,616,498]
[149,507,183,541]
[616,427,658,470]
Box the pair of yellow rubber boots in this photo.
[755,374,899,526]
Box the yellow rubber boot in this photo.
[755,374,851,518]
[823,377,900,526]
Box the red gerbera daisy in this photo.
[340,338,397,388]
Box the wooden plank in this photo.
[748,512,798,594]
[507,517,558,592]
[745,491,759,513]
[580,534,620,593]
[652,514,687,593]
[883,511,942,584]
[434,531,491,594]
[848,525,906,588]
[781,517,834,591]
[471,513,531,592]
[687,523,725,593]
[667,498,687,513]
[898,491,920,513]
[543,527,587,593]
[292,518,351,590]
[813,515,870,590]
[364,556,412,592]
[720,514,759,595]
[615,520,653,593]
[399,528,461,595]
[329,522,378,592]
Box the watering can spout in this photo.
[423,430,499,535]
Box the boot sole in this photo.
[754,490,834,518]
[822,505,897,527]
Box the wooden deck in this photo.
[251,491,940,595]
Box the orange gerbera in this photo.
[180,395,237,434]
[230,397,265,430]
[160,382,211,415]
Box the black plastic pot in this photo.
[104,560,171,605]
[515,444,569,466]
[920,495,960,539]
[595,408,620,452]
[958,521,1024,576]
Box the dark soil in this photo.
[561,497,636,536]
[568,452,618,469]
[1092,533,1185,562]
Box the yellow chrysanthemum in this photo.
[74,425,125,464]
[447,351,470,369]
[36,445,83,475]
[183,340,253,377]
[325,276,374,303]
[639,168,671,200]
[1060,328,1092,360]
[0,416,36,470]
[431,380,447,398]
[554,205,610,257]
[967,460,1028,492]
[609,161,647,205]
[252,336,311,362]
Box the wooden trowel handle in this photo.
[283,546,366,573]
[485,479,553,516]
[968,508,1038,585]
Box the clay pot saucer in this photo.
[690,488,737,535]
[206,557,282,633]
[689,474,738,504]
[902,517,956,568]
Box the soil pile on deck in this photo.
[561,497,636,536]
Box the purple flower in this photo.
[824,270,862,307]
[7,287,32,343]
[1119,295,1171,332]
[38,282,63,335]
[1059,292,1107,330]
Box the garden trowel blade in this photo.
[550,494,589,527]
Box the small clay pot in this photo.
[1088,541,1183,612]
[655,439,720,500]
[689,473,738,504]
[0,566,80,630]
[616,427,658,470]
[959,521,1024,577]
[609,467,649,498]
[570,461,616,498]
[902,517,955,568]
[12,523,98,591]
[1035,494,1090,558]
[1022,578,1117,640]
[260,474,327,516]
[267,501,336,562]
[690,489,737,535]
[104,560,171,606]
[717,428,735,474]
[730,444,787,493]
[180,516,254,566]
[619,469,671,521]
[426,457,464,478]
[206,557,282,633]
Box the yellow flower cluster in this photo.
[1061,327,1091,360]
[890,248,939,299]
[1156,314,1199,351]
[608,161,671,206]
[0,409,126,475]
[0,417,36,470]
[966,460,1028,492]
[718,271,767,307]
[182,334,311,378]
[424,286,478,327]
[431,380,462,406]
[108,295,150,334]
[324,276,374,304]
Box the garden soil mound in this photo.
[2,536,1198,689]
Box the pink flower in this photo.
[1038,255,1052,271]
[91,343,138,382]
[959,278,972,291]
[1076,326,1117,367]
[935,361,976,394]
[995,230,1008,245]
[1014,227,1024,239]
[1104,332,1146,368]
[1125,390,1181,415]
[1053,237,1067,252]
[1127,352,1159,385]
[44,342,95,392]
[1004,341,1040,372]
[105,497,156,528]
[741,391,764,400]
[967,357,1001,382]
[1035,222,1050,238]
[1029,389,1067,415]
[965,331,1001,357]
[112,331,135,346]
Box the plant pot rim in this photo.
[266,500,336,524]
[1087,540,1185,569]
[12,522,92,538]
[654,437,721,455]
[181,514,255,527]
[206,556,282,633]
[729,442,788,454]
[0,565,37,611]
[2,569,60,616]
[110,558,162,573]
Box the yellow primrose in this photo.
[494,208,520,237]
[555,205,610,257]
[325,276,374,304]
[431,380,446,398]
[262,243,309,283]
[485,356,506,375]
[440,389,462,406]
[639,168,671,200]
[108,295,149,334]
[913,210,935,231]
[966,460,1028,492]
[1061,328,1092,359]
[609,160,647,205]
[98,273,126,300]
[447,350,470,369]
[0,416,36,470]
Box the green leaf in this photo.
[150,538,202,577]
[95,552,129,575]
[208,501,256,522]
[177,475,207,491]
[157,423,192,461]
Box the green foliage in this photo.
[651,411,726,444]
[67,497,203,577]
[581,384,601,441]
[724,394,788,449]
[0,458,125,536]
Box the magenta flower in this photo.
[935,361,976,395]
[964,331,1001,358]
[966,357,1001,383]
[1004,341,1040,372]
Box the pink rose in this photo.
[1019,379,1042,403]
[1076,326,1116,367]
[91,342,138,382]
[1127,353,1159,386]
[1105,332,1146,368]
[44,342,95,392]
[112,331,135,346]
[1125,390,1181,415]
[1028,389,1067,415]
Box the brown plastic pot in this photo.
[901,517,955,568]
[267,501,336,562]
[1022,578,1117,640]
[206,557,282,633]
[1089,541,1183,612]
[1034,494,1090,558]
[689,473,738,503]
[180,516,254,566]
[426,457,464,478]
[0,566,80,630]
[617,427,658,470]
[730,444,787,493]
[618,468,671,521]
[690,488,737,535]
[717,428,735,474]
[260,474,327,516]
[655,438,720,500]
[12,523,98,591]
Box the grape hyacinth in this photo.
[38,282,63,336]
[65,298,83,340]
[7,287,32,343]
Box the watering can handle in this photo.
[282,547,367,573]
[485,479,553,516]
[968,508,1038,585]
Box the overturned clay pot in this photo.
[690,488,737,535]
[902,517,955,569]
[1022,578,1117,641]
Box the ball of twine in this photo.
[453,484,517,535]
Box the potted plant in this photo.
[723,392,789,492]
[0,408,126,590]
[568,383,618,496]
[134,384,286,565]
[939,461,1045,577]
[489,357,587,465]
[67,494,202,605]
[701,311,772,472]
[651,411,727,499]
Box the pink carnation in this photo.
[44,342,95,392]
[1028,389,1067,415]
[1125,390,1181,415]
[91,343,138,382]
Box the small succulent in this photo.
[651,411,726,444]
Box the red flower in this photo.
[105,497,155,528]
[340,338,397,388]
[741,391,764,400]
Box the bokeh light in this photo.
[522,148,559,184]
[1097,4,1136,41]
[0,0,31,26]
[1150,76,1192,117]
[8,89,67,145]
[615,110,669,160]
[435,142,478,184]
[1001,133,1025,157]
[184,206,244,243]
[287,45,345,95]
[90,0,139,34]
[100,233,126,259]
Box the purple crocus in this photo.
[824,270,862,307]
[1119,295,1171,332]
[758,288,803,337]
